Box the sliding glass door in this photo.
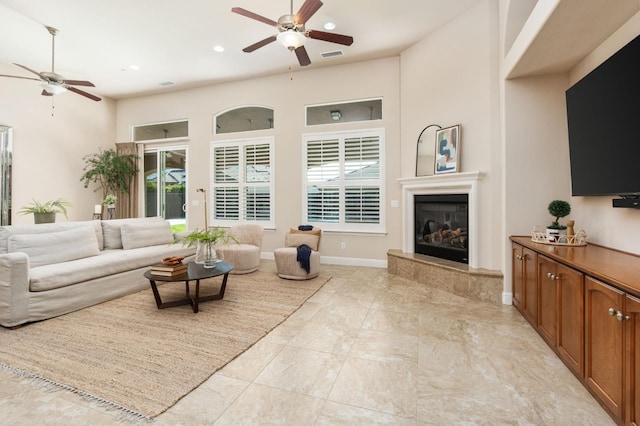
[144,147,187,230]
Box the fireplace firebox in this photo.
[414,194,468,264]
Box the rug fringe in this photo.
[0,362,152,424]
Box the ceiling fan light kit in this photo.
[0,25,101,102]
[277,30,306,50]
[41,83,67,95]
[232,0,354,67]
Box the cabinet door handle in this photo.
[616,311,630,321]
[609,308,617,316]
[516,254,522,260]
[547,273,560,281]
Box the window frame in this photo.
[302,128,385,234]
[210,136,275,229]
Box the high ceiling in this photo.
[0,0,482,99]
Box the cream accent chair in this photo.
[274,228,321,280]
[216,224,263,274]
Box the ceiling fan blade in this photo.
[41,90,53,96]
[231,7,278,27]
[308,30,354,46]
[243,35,277,53]
[67,86,102,102]
[295,46,311,66]
[0,74,41,82]
[295,0,323,25]
[62,79,95,87]
[13,63,43,78]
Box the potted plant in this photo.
[80,149,138,207]
[546,200,571,242]
[102,194,117,208]
[18,198,72,224]
[180,227,238,268]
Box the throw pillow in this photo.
[285,233,320,251]
[7,225,100,268]
[120,220,174,250]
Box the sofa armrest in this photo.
[0,252,30,328]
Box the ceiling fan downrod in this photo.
[46,26,59,73]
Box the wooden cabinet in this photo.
[585,277,624,420]
[625,294,640,426]
[510,236,640,425]
[511,243,537,326]
[537,255,584,378]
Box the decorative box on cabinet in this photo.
[512,243,537,326]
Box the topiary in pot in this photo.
[548,200,571,229]
[546,200,571,241]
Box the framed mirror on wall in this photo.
[415,124,441,176]
[0,126,12,225]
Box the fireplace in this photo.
[415,194,468,263]
[398,172,481,268]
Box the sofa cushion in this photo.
[121,220,174,250]
[102,217,164,249]
[29,244,196,292]
[0,221,103,253]
[8,225,100,268]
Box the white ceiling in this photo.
[0,0,482,99]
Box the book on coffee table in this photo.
[150,268,189,277]
[150,263,188,274]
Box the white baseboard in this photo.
[261,252,387,268]
[502,291,513,305]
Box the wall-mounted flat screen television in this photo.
[566,34,640,197]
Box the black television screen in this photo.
[566,34,640,196]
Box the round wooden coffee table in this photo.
[144,261,234,313]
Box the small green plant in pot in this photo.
[102,194,117,207]
[180,227,238,268]
[18,198,72,224]
[546,200,571,241]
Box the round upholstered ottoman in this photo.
[217,244,260,274]
[274,247,321,280]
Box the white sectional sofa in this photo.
[0,217,195,328]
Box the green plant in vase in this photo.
[180,227,238,268]
[546,200,571,241]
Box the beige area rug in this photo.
[0,270,330,420]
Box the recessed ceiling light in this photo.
[324,22,336,30]
[213,45,224,52]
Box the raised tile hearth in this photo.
[387,249,503,304]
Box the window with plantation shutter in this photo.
[303,129,385,233]
[211,137,274,227]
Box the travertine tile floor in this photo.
[0,261,614,425]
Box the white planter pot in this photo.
[546,228,566,242]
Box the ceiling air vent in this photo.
[321,50,344,59]
[158,81,175,86]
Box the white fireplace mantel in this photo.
[398,171,483,269]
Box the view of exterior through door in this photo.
[144,148,187,231]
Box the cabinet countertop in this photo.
[510,236,640,297]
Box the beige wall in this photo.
[400,0,503,270]
[0,63,116,225]
[501,2,640,299]
[115,57,401,264]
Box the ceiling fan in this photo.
[232,0,354,67]
[0,26,101,102]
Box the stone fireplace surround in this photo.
[388,172,503,304]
